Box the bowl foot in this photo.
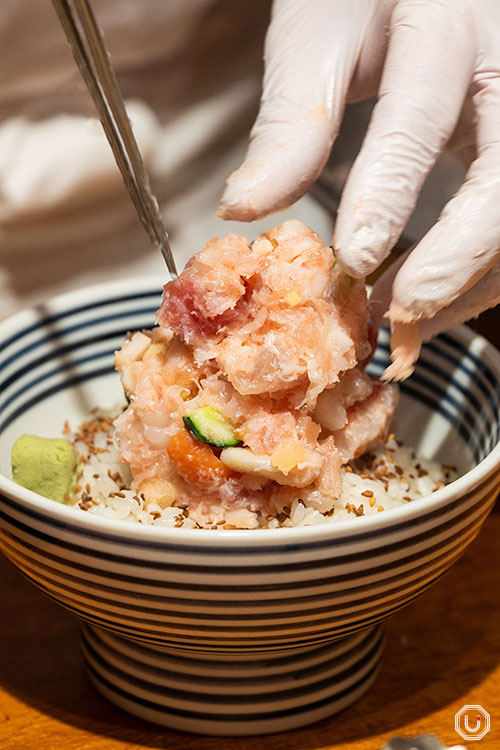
[80,623,385,736]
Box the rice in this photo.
[68,411,455,529]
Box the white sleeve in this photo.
[0,101,161,227]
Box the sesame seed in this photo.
[346,502,364,517]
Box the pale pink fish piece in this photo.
[332,382,399,462]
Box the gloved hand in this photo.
[219,0,500,378]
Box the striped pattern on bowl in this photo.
[0,278,499,735]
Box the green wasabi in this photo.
[11,434,78,503]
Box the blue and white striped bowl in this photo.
[1,278,499,736]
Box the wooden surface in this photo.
[0,507,499,750]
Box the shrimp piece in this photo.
[313,367,374,432]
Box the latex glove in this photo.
[219,0,500,379]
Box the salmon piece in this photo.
[167,430,234,488]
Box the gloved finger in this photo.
[389,81,500,326]
[418,263,500,340]
[368,247,412,326]
[334,0,476,277]
[447,98,477,171]
[373,254,500,382]
[382,260,500,382]
[382,133,500,380]
[219,0,381,221]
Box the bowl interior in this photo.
[0,279,499,491]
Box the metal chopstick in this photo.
[52,0,178,279]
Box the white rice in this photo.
[68,410,455,529]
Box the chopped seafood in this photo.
[113,220,399,526]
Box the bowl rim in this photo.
[0,276,499,548]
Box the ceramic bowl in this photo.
[1,278,499,736]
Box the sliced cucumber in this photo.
[183,406,242,447]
